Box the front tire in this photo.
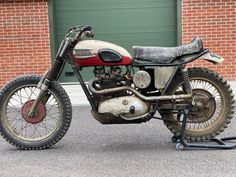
[162,68,235,141]
[0,75,72,149]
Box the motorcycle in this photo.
[0,25,234,150]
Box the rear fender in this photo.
[200,52,224,64]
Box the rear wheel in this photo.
[162,68,235,141]
[0,75,72,149]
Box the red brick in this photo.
[0,0,50,87]
[182,0,236,80]
[0,0,236,86]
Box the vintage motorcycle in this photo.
[0,25,234,150]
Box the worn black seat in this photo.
[133,37,203,63]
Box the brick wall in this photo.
[0,0,236,87]
[0,0,51,87]
[182,0,236,80]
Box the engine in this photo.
[90,66,150,120]
[98,96,149,120]
[93,66,123,89]
[133,70,151,89]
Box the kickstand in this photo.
[174,106,236,151]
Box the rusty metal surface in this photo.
[21,100,46,124]
[89,79,192,101]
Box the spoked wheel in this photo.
[0,75,72,149]
[161,68,235,141]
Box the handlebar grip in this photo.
[83,25,92,31]
[85,31,94,38]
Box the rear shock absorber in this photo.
[181,68,192,94]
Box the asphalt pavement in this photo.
[1,106,236,177]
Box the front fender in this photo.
[200,52,224,64]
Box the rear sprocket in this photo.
[161,68,235,141]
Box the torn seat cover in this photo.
[133,37,203,63]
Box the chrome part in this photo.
[27,87,47,117]
[4,85,61,141]
[36,71,48,89]
[133,71,151,89]
[155,67,175,89]
[98,96,149,120]
[73,48,95,59]
[200,52,224,64]
[59,40,70,58]
[121,112,150,120]
[28,78,50,117]
[89,79,192,101]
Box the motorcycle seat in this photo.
[133,37,203,64]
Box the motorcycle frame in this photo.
[68,48,236,151]
[32,31,236,150]
[43,38,209,114]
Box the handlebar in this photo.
[84,30,94,38]
[82,25,92,32]
[81,25,94,38]
[57,25,94,58]
[66,25,94,42]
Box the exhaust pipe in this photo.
[88,79,192,101]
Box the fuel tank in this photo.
[73,40,132,66]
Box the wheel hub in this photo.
[21,100,46,124]
[189,89,216,123]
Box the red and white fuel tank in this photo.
[73,40,133,66]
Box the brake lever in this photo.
[67,26,77,33]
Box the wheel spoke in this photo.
[174,79,224,132]
[45,96,54,106]
[9,97,22,105]
[8,111,21,127]
[29,87,37,98]
[184,79,224,131]
[47,112,60,116]
[4,85,61,141]
[24,88,31,99]
[7,104,21,112]
[18,123,29,135]
[162,69,234,142]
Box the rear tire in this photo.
[0,75,72,149]
[161,68,235,141]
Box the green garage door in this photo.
[51,0,178,82]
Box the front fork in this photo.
[28,73,51,116]
[28,60,65,117]
[28,39,69,117]
[28,60,66,117]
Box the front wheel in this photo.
[0,75,72,149]
[161,68,235,141]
